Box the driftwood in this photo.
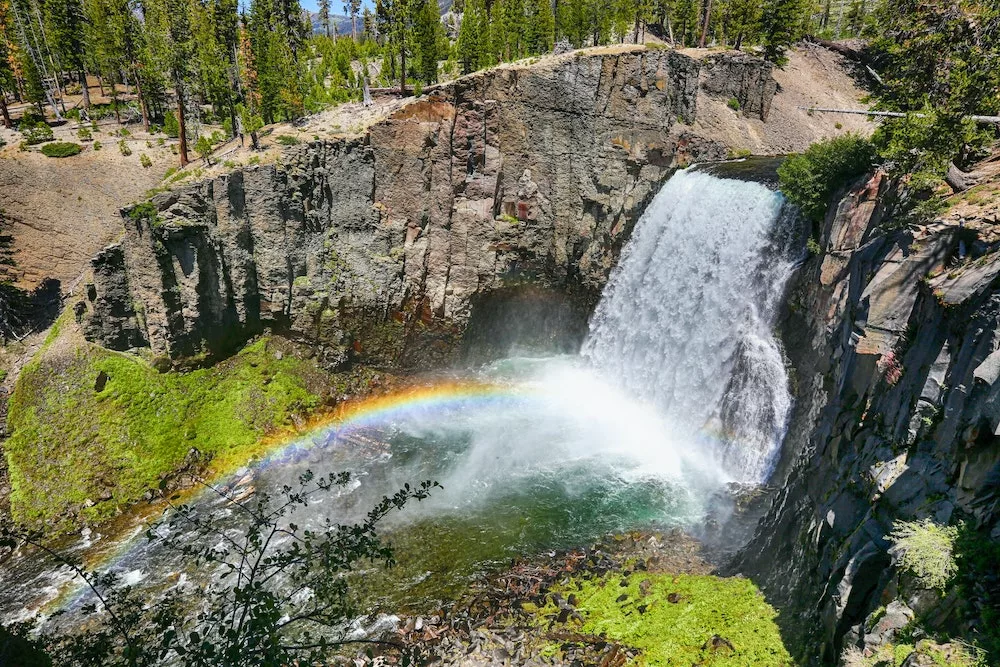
[798,106,1000,124]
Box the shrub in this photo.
[778,134,876,224]
[806,237,823,255]
[118,138,132,156]
[728,97,741,111]
[20,123,54,145]
[76,127,92,141]
[18,110,45,128]
[93,141,101,151]
[275,135,300,146]
[140,154,152,168]
[40,142,83,158]
[163,110,179,138]
[194,135,214,164]
[888,519,959,591]
[0,472,436,666]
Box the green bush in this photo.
[40,142,83,158]
[140,153,153,168]
[728,97,741,111]
[118,138,132,156]
[163,110,179,138]
[20,122,54,145]
[778,134,876,224]
[888,519,959,591]
[275,135,300,146]
[93,140,101,151]
[77,127,92,141]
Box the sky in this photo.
[298,0,375,16]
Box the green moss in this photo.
[538,573,792,665]
[6,337,324,530]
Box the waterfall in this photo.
[582,169,803,483]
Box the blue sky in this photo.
[298,0,374,16]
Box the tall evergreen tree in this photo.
[347,0,359,38]
[375,0,413,93]
[0,0,16,126]
[759,0,804,64]
[456,0,483,72]
[525,0,553,53]
[318,0,330,36]
[42,0,89,107]
[145,0,195,163]
[414,0,440,82]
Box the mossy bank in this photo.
[4,310,389,531]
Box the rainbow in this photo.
[228,379,535,483]
[39,379,534,614]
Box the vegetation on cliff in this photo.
[6,322,329,529]
[777,133,875,225]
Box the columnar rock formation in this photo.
[81,49,777,369]
[737,172,1000,662]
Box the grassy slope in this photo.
[5,316,331,530]
[537,572,792,665]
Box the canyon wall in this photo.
[80,49,779,369]
[737,173,1000,663]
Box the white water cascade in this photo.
[583,169,804,483]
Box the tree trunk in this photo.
[79,71,91,109]
[0,94,11,128]
[698,0,712,47]
[177,89,189,166]
[352,15,357,40]
[97,74,105,96]
[399,43,407,95]
[133,68,150,131]
[665,11,674,45]
[111,84,121,124]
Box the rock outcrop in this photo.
[81,48,781,369]
[735,171,1000,663]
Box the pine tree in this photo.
[414,0,440,82]
[145,0,195,163]
[318,0,330,36]
[42,0,89,107]
[844,0,864,37]
[557,0,585,46]
[725,0,760,49]
[456,0,482,72]
[0,0,16,126]
[525,0,552,53]
[671,0,699,45]
[375,0,413,93]
[759,0,804,65]
[348,0,360,38]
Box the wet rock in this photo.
[94,370,109,392]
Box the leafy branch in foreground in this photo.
[1,471,439,666]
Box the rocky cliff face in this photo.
[81,49,779,369]
[736,172,1000,663]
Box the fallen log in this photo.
[798,106,1000,124]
